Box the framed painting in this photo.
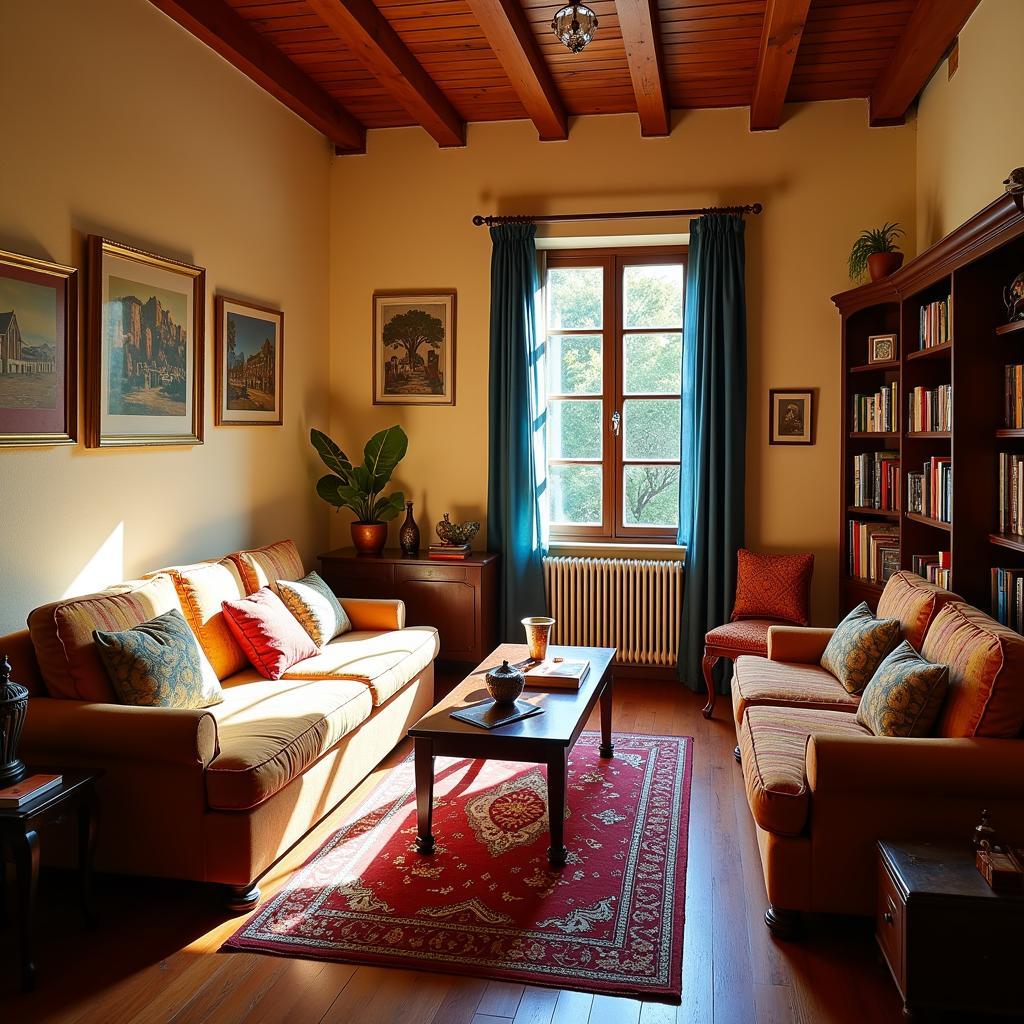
[86,237,204,448]
[769,388,815,445]
[868,333,898,364]
[373,290,456,405]
[214,296,284,426]
[0,249,77,446]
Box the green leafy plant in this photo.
[848,222,904,282]
[311,425,408,523]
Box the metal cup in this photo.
[521,616,555,662]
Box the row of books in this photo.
[1004,365,1024,429]
[428,543,472,561]
[906,457,952,523]
[907,384,952,433]
[851,451,899,510]
[997,453,1024,536]
[913,551,951,590]
[992,568,1024,634]
[848,519,899,582]
[919,296,951,349]
[851,382,898,433]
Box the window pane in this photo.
[623,398,681,460]
[624,464,680,527]
[623,264,684,329]
[548,334,602,395]
[548,267,602,330]
[549,399,601,459]
[549,464,602,525]
[624,333,682,394]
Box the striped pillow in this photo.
[877,571,960,651]
[277,572,351,648]
[230,540,304,595]
[222,588,319,680]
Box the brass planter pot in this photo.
[351,522,388,556]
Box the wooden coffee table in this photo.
[408,643,615,868]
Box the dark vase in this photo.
[0,654,29,786]
[399,501,420,556]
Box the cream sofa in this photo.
[5,539,438,910]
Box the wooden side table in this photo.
[318,547,499,664]
[0,770,101,991]
[876,839,1024,1019]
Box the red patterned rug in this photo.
[224,732,692,1002]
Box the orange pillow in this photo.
[221,588,318,681]
[229,539,304,595]
[877,571,961,651]
[731,549,813,626]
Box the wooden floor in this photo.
[2,678,905,1024]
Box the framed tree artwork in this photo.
[214,296,284,426]
[769,388,815,445]
[86,237,204,448]
[373,290,455,405]
[0,248,77,446]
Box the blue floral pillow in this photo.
[820,601,901,694]
[857,641,949,737]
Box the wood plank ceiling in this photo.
[149,0,979,152]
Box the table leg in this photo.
[79,790,99,928]
[547,748,568,869]
[600,674,614,758]
[414,738,435,855]
[13,828,39,992]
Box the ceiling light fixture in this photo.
[551,3,599,54]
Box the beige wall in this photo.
[0,0,331,635]
[916,0,1023,249]
[329,103,916,624]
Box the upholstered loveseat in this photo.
[4,540,438,910]
[730,572,1024,935]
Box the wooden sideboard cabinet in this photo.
[318,548,499,664]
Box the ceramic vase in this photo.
[399,501,420,556]
[351,522,387,556]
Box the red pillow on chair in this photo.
[221,588,318,680]
[731,549,813,626]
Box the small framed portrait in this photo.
[868,333,898,364]
[0,248,77,446]
[373,290,455,405]
[86,237,204,447]
[769,389,815,445]
[215,296,284,426]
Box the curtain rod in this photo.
[471,203,762,227]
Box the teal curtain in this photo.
[677,214,748,692]
[487,223,548,640]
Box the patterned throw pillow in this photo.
[277,572,352,648]
[731,549,814,626]
[93,609,224,709]
[857,641,949,737]
[221,587,319,680]
[820,602,901,695]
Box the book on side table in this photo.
[0,774,63,808]
[524,658,591,690]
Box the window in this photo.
[545,247,686,541]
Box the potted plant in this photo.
[311,425,408,556]
[848,222,905,283]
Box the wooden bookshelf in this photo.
[833,191,1024,617]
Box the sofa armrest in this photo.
[21,698,219,768]
[807,733,1024,799]
[338,597,406,631]
[767,626,834,664]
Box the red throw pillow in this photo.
[221,588,318,680]
[731,549,814,626]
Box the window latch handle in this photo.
[611,410,621,436]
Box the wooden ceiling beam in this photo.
[147,0,365,152]
[617,0,671,137]
[305,0,465,147]
[463,0,567,140]
[749,0,812,131]
[869,0,980,126]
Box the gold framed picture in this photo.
[868,333,898,364]
[214,296,284,426]
[86,236,204,448]
[0,248,77,447]
[373,290,455,405]
[769,388,814,445]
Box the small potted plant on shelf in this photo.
[848,222,905,283]
[311,425,408,556]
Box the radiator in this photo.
[542,556,684,667]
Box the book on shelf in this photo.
[919,295,952,349]
[991,568,1024,633]
[848,519,899,581]
[913,551,951,589]
[523,658,590,690]
[998,453,1024,536]
[906,457,952,522]
[851,382,898,432]
[851,450,899,510]
[1005,365,1024,429]
[0,773,62,808]
[907,384,952,432]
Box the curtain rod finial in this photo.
[751,203,763,215]
[472,215,487,226]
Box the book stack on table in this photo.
[429,544,471,560]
